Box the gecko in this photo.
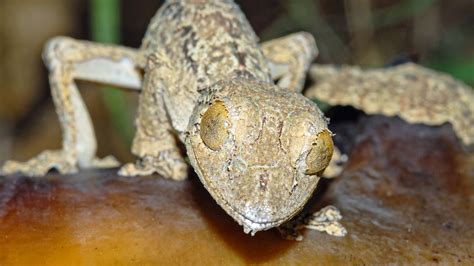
[2,0,473,237]
[0,0,345,236]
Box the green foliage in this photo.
[312,99,332,113]
[426,59,474,86]
[90,0,134,145]
[262,0,472,87]
[372,0,438,27]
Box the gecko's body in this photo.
[130,0,332,233]
[3,0,473,237]
[2,0,342,235]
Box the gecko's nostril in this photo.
[258,172,269,191]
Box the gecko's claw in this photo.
[118,162,154,177]
[0,150,78,177]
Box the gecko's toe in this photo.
[118,162,155,177]
[0,150,78,177]
[118,159,188,180]
[3,160,78,177]
[91,155,120,169]
[163,158,188,181]
[1,160,23,176]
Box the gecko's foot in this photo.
[305,205,347,237]
[278,205,347,241]
[0,150,78,177]
[118,151,188,180]
[91,155,120,168]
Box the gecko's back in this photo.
[140,0,273,132]
[142,0,272,89]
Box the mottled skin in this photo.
[307,63,474,149]
[187,78,330,232]
[2,0,472,236]
[1,0,342,235]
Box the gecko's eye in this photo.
[305,130,334,175]
[200,101,231,150]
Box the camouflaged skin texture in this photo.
[5,0,471,236]
[186,78,329,234]
[141,0,272,135]
[307,63,474,149]
[121,0,333,234]
[2,0,338,235]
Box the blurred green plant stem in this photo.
[90,0,133,146]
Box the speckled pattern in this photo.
[307,63,474,148]
[186,78,332,233]
[2,0,472,236]
[1,0,332,234]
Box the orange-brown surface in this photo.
[1,116,473,265]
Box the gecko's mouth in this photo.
[227,195,311,235]
[193,149,317,234]
[206,171,320,236]
[233,211,285,235]
[205,185,298,235]
[188,144,299,234]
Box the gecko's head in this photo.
[185,78,333,235]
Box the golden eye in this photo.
[200,101,231,150]
[305,130,334,175]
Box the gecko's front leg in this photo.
[118,52,188,181]
[262,32,318,93]
[1,37,143,177]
